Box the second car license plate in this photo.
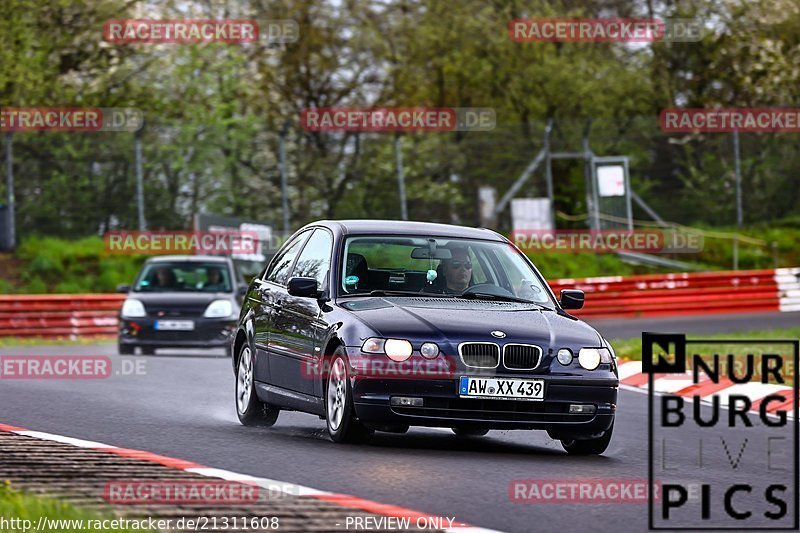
[459,376,545,401]
[154,320,195,331]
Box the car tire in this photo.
[118,342,134,355]
[452,428,489,437]
[560,422,613,455]
[235,343,279,427]
[325,348,373,444]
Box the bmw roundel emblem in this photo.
[491,330,506,338]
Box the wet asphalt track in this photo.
[0,311,798,533]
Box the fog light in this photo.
[420,342,439,359]
[556,348,573,366]
[390,396,423,407]
[569,404,596,414]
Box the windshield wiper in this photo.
[460,290,553,309]
[368,290,453,298]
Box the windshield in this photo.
[340,236,553,305]
[133,262,233,293]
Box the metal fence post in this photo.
[395,135,408,221]
[4,132,14,250]
[135,126,146,231]
[732,130,742,270]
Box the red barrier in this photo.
[549,269,781,318]
[0,268,792,339]
[0,295,125,339]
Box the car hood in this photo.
[339,296,602,349]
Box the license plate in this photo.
[154,320,195,331]
[459,376,545,401]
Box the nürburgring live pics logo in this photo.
[644,332,799,530]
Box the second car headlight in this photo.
[121,298,146,318]
[578,348,613,370]
[361,337,413,361]
[203,299,233,318]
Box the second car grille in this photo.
[503,344,542,370]
[459,342,500,368]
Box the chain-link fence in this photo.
[2,115,798,264]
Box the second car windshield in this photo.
[340,236,552,305]
[134,262,232,293]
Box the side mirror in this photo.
[237,284,248,296]
[559,289,584,310]
[287,277,321,298]
[117,284,130,294]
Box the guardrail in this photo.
[0,268,798,339]
[549,267,800,318]
[0,294,124,339]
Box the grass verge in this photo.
[0,483,152,532]
[0,337,112,348]
[611,327,800,361]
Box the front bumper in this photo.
[347,348,617,436]
[118,317,236,348]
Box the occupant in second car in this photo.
[440,247,473,294]
[204,267,226,291]
[153,267,178,289]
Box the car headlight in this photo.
[420,342,440,359]
[362,337,385,353]
[556,348,573,366]
[361,337,413,362]
[578,348,613,370]
[203,299,233,318]
[121,298,146,318]
[384,339,413,361]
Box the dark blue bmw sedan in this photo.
[231,220,618,454]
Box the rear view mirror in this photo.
[287,277,321,298]
[411,247,452,260]
[559,289,584,310]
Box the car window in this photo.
[265,231,310,286]
[340,235,553,304]
[468,248,488,284]
[491,247,549,302]
[134,262,232,292]
[292,228,333,288]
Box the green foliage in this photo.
[14,236,144,294]
[1,0,800,241]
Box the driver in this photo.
[440,246,472,294]
[204,267,226,291]
[153,267,177,289]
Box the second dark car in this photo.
[118,255,243,354]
